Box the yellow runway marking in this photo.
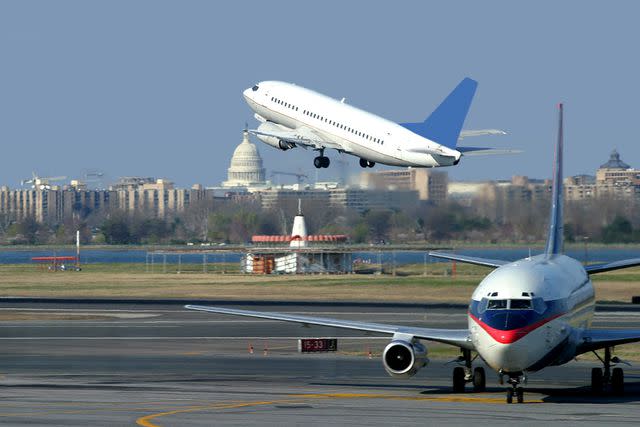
[136,400,297,427]
[136,392,542,426]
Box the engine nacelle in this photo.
[255,122,295,151]
[382,339,429,379]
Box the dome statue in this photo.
[599,149,630,170]
[222,130,266,187]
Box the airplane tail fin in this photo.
[400,77,478,149]
[544,103,565,257]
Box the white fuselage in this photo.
[242,81,461,167]
[467,254,595,374]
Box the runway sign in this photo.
[298,338,338,353]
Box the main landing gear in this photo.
[359,158,375,168]
[314,153,330,169]
[451,349,486,393]
[591,347,627,395]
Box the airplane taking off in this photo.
[242,78,514,169]
[187,104,640,403]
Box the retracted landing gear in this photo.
[359,158,375,168]
[314,149,330,169]
[591,347,628,396]
[451,349,486,393]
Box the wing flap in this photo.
[185,305,473,349]
[429,251,508,268]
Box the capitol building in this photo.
[222,130,268,189]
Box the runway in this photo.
[1,301,640,426]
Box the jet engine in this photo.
[255,122,295,151]
[382,339,429,378]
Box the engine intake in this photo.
[382,339,428,378]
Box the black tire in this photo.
[314,157,323,169]
[473,367,486,392]
[452,367,466,393]
[516,387,524,403]
[506,388,513,404]
[322,156,330,168]
[611,367,624,396]
[359,158,368,168]
[591,367,603,394]
[367,161,376,168]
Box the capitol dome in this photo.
[222,130,266,187]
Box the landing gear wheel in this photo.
[472,367,486,392]
[611,367,624,396]
[506,388,513,404]
[516,387,524,403]
[321,156,330,168]
[359,158,368,168]
[367,160,375,168]
[314,157,323,168]
[591,367,603,394]
[452,366,466,393]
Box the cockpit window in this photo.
[509,299,532,310]
[252,85,259,91]
[487,299,507,310]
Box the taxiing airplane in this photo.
[187,104,640,403]
[242,78,514,169]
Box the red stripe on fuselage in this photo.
[469,312,564,344]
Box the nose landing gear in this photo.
[504,375,525,403]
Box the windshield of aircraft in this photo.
[252,84,259,91]
[478,297,547,314]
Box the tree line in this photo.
[1,196,639,245]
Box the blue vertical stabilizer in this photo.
[400,77,478,149]
[545,104,564,257]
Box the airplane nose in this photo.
[242,88,252,102]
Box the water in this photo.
[0,247,638,265]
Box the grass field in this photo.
[0,262,639,303]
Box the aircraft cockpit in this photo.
[477,297,547,314]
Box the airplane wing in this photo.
[459,129,507,140]
[249,126,346,151]
[185,305,474,350]
[577,328,640,354]
[457,147,522,156]
[429,251,508,268]
[584,258,640,274]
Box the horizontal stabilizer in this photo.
[584,258,640,274]
[429,251,508,268]
[459,129,507,140]
[457,147,522,156]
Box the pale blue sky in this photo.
[1,1,639,187]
